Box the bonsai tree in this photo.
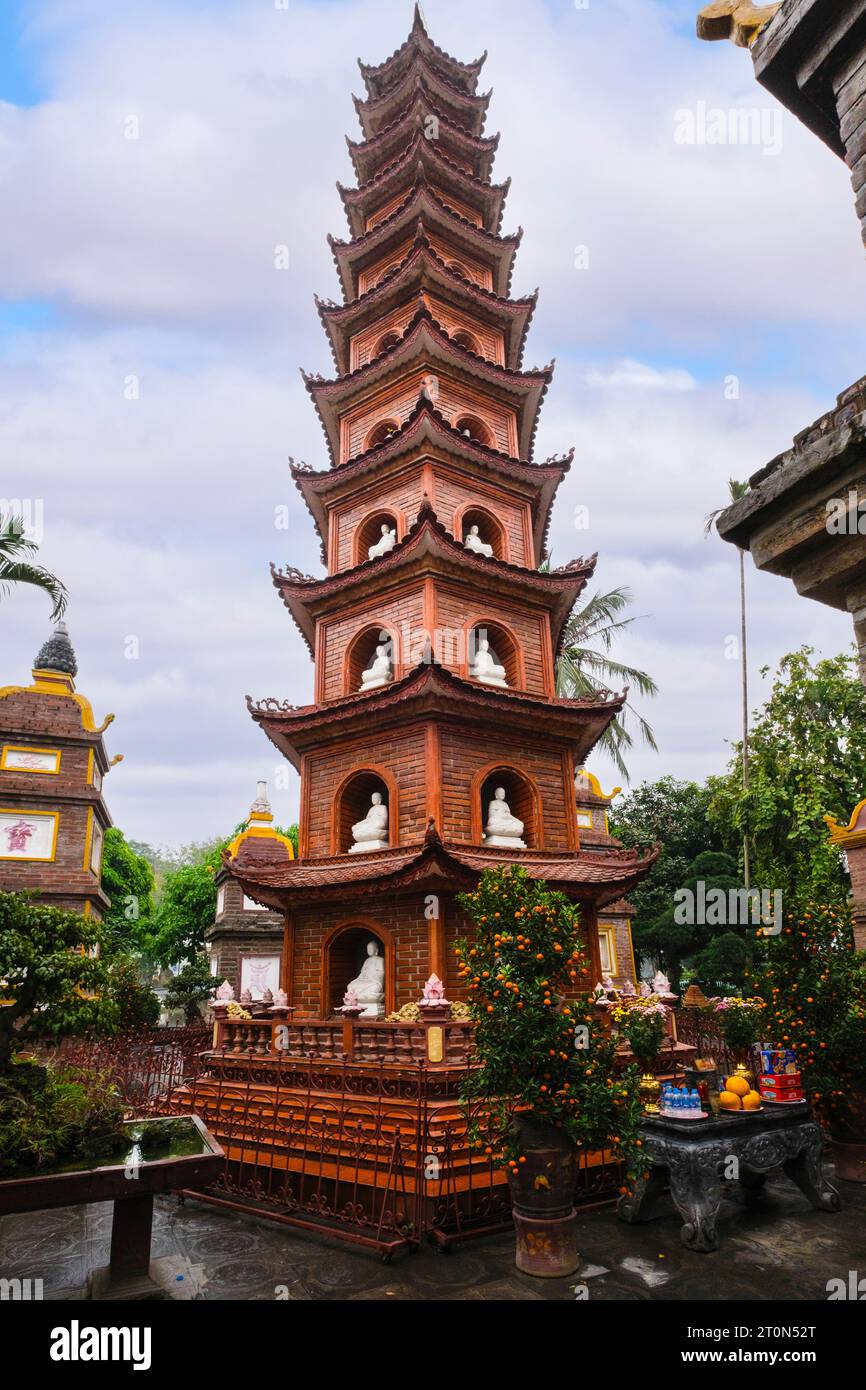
[751,902,866,1136]
[455,866,643,1178]
[163,955,217,1024]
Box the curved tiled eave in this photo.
[269,501,594,654]
[347,96,499,184]
[304,307,553,465]
[353,58,491,141]
[339,133,510,239]
[358,7,486,100]
[316,239,537,374]
[228,819,660,909]
[247,658,624,772]
[329,186,522,302]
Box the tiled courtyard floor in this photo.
[1,1167,862,1301]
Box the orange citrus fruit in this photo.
[742,1091,761,1110]
[719,1090,742,1110]
[725,1075,750,1097]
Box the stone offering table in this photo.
[0,1113,223,1299]
[617,1101,839,1252]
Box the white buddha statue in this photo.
[469,637,508,688]
[464,524,493,558]
[368,523,397,560]
[349,791,389,852]
[360,643,392,692]
[484,787,526,848]
[345,941,385,1018]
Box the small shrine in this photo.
[574,768,639,989]
[0,622,117,919]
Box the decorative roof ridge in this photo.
[327,180,522,256]
[346,94,500,160]
[269,498,595,593]
[246,654,623,723]
[358,5,487,97]
[338,129,509,207]
[302,303,553,395]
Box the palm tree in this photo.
[0,515,68,619]
[705,478,750,889]
[555,585,659,780]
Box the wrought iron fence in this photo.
[33,1029,624,1257]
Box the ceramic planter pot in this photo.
[829,1089,866,1183]
[507,1119,580,1278]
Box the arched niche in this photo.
[466,620,524,690]
[474,765,542,849]
[345,625,397,695]
[457,504,507,561]
[374,330,401,358]
[454,414,492,447]
[365,418,400,451]
[333,767,396,855]
[355,508,401,564]
[452,328,479,355]
[322,921,395,1017]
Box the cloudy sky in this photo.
[1,0,863,850]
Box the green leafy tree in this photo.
[645,850,747,994]
[0,893,109,1066]
[709,647,866,908]
[145,822,298,967]
[163,956,217,1024]
[554,586,659,781]
[100,827,156,953]
[455,866,643,1183]
[0,515,67,618]
[610,777,726,973]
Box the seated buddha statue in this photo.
[469,638,508,688]
[345,941,385,1018]
[360,643,392,692]
[368,523,397,560]
[349,792,389,852]
[463,524,493,558]
[484,787,527,848]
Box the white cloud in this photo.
[0,0,861,844]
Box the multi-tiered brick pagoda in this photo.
[227,6,656,1019]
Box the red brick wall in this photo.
[318,584,426,700]
[438,727,574,850]
[303,725,429,856]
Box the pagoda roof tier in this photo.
[269,500,594,656]
[353,57,491,142]
[316,236,537,375]
[329,192,522,302]
[358,6,486,101]
[347,95,500,185]
[228,820,659,911]
[304,308,552,465]
[338,133,510,239]
[247,659,623,771]
[290,403,569,562]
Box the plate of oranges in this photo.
[718,1074,761,1113]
